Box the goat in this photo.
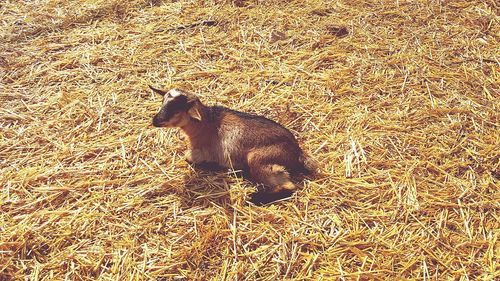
[150,86,316,202]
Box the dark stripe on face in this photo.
[160,95,189,121]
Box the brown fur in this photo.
[150,87,315,199]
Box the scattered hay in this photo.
[1,0,499,280]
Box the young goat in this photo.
[150,86,316,200]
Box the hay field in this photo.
[1,0,499,279]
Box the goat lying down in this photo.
[150,86,316,198]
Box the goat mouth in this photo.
[153,119,176,128]
[153,121,168,127]
[152,118,167,127]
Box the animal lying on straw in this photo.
[149,86,315,200]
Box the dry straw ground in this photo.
[1,0,499,280]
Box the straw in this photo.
[1,0,499,279]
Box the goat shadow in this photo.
[184,162,296,207]
[144,162,296,209]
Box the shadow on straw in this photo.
[182,162,298,207]
[181,163,234,208]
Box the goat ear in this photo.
[149,85,166,96]
[187,103,202,121]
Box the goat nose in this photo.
[152,116,161,127]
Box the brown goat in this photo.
[150,86,316,201]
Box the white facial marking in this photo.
[169,89,182,97]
